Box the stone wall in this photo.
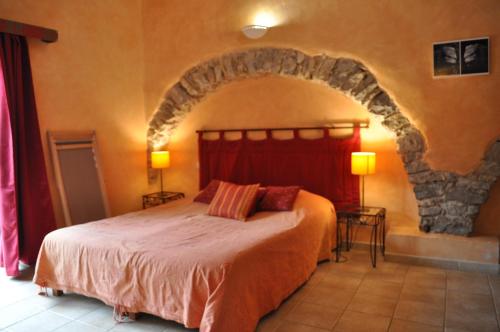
[146,47,500,236]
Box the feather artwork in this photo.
[463,44,479,63]
[443,46,458,64]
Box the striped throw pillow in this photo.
[208,181,260,221]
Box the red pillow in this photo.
[208,182,260,221]
[259,186,301,211]
[193,180,221,204]
[248,187,267,216]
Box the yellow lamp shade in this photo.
[151,151,170,169]
[351,152,376,175]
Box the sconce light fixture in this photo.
[241,25,268,39]
[242,11,277,39]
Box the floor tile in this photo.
[407,266,447,276]
[347,292,397,317]
[447,271,490,295]
[329,261,372,275]
[445,310,498,332]
[446,290,498,331]
[447,289,496,313]
[0,283,36,309]
[333,310,391,332]
[375,262,409,274]
[285,302,342,330]
[400,284,445,306]
[274,321,330,332]
[302,285,356,310]
[394,300,444,327]
[6,310,71,332]
[77,306,118,330]
[0,296,46,328]
[107,314,179,332]
[49,295,103,320]
[364,270,406,284]
[319,273,363,290]
[274,292,302,319]
[405,271,446,289]
[389,319,442,332]
[356,279,402,300]
[4,255,500,332]
[53,320,107,332]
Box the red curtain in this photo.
[0,34,56,276]
[199,127,360,206]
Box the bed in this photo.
[34,189,336,332]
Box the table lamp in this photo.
[151,151,170,194]
[351,152,376,210]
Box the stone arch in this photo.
[146,47,499,235]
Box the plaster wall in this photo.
[0,0,151,227]
[0,0,498,236]
[142,0,500,235]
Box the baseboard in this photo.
[341,241,499,274]
[384,252,499,275]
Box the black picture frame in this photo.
[433,42,460,77]
[433,37,489,77]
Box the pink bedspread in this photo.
[34,190,336,332]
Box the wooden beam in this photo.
[0,18,58,43]
[196,120,370,134]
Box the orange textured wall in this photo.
[142,0,499,235]
[0,0,498,236]
[0,0,152,227]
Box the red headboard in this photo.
[198,127,360,206]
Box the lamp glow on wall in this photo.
[151,151,170,193]
[351,152,376,210]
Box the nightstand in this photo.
[335,205,386,267]
[142,191,185,209]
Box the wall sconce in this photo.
[242,11,277,39]
[241,25,268,39]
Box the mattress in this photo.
[33,189,336,332]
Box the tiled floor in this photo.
[1,250,499,332]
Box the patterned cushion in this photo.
[193,180,221,204]
[208,181,260,220]
[259,186,301,211]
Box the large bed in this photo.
[34,189,336,332]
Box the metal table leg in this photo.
[336,217,341,262]
[345,217,350,252]
[369,223,378,268]
[381,214,386,256]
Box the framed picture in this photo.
[433,37,489,77]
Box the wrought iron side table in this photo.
[142,191,185,209]
[335,205,386,267]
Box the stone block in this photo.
[419,206,442,216]
[311,55,336,81]
[485,139,500,164]
[414,182,445,200]
[368,92,398,117]
[397,128,426,155]
[404,159,430,174]
[382,112,410,134]
[328,58,360,88]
